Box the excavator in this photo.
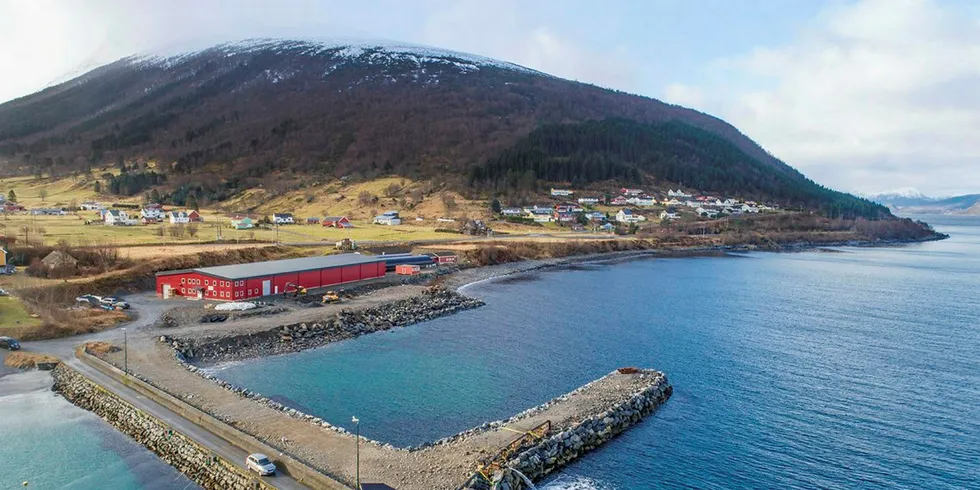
[283,282,307,298]
[321,291,341,304]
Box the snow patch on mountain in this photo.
[862,187,933,201]
[129,37,539,76]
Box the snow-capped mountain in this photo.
[863,188,937,207]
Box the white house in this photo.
[373,211,401,225]
[577,197,600,205]
[550,188,574,197]
[697,207,719,218]
[584,211,606,221]
[500,207,523,216]
[620,188,643,196]
[662,198,684,207]
[615,209,646,223]
[141,206,164,220]
[660,210,680,220]
[79,201,103,211]
[627,196,656,207]
[272,213,294,224]
[684,200,702,208]
[668,189,693,198]
[169,211,191,224]
[527,209,554,223]
[104,210,135,226]
[740,204,760,213]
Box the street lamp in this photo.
[352,416,360,489]
[121,327,128,375]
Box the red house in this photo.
[322,216,353,228]
[428,252,458,265]
[188,210,203,222]
[155,254,386,301]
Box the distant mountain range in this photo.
[863,189,980,215]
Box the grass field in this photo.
[0,296,42,337]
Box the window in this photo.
[181,288,185,294]
[181,278,186,284]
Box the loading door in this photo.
[262,280,271,296]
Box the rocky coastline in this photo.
[168,287,484,365]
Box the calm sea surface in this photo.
[216,215,980,489]
[0,371,196,489]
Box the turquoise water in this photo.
[0,372,196,489]
[216,215,980,489]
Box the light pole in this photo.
[351,416,360,489]
[121,327,128,375]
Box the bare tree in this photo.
[187,223,199,238]
[383,183,401,198]
[39,189,48,201]
[358,191,377,206]
[440,192,458,212]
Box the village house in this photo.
[437,217,456,223]
[667,189,693,198]
[30,208,68,216]
[2,202,24,213]
[500,207,523,217]
[527,209,554,223]
[684,200,702,208]
[230,216,254,229]
[662,198,684,207]
[168,211,190,224]
[306,217,320,225]
[627,195,656,207]
[610,196,630,206]
[79,201,103,211]
[105,209,135,226]
[577,197,600,205]
[271,213,294,224]
[740,204,760,213]
[373,211,401,225]
[660,210,680,220]
[615,208,647,223]
[523,205,553,214]
[554,211,577,223]
[584,211,606,222]
[697,207,719,218]
[550,188,574,197]
[600,222,617,232]
[620,188,644,196]
[322,216,353,228]
[141,205,164,220]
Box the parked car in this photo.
[0,288,9,296]
[75,294,102,307]
[246,453,276,476]
[100,296,130,309]
[0,336,21,350]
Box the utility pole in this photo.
[352,416,360,489]
[121,327,128,375]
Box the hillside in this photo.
[0,37,881,218]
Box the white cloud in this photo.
[663,0,980,195]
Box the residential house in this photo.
[697,207,719,218]
[168,211,191,224]
[230,216,255,229]
[322,216,353,228]
[550,188,574,197]
[627,195,656,207]
[615,209,647,223]
[740,204,760,213]
[105,209,135,226]
[584,211,606,222]
[684,200,702,208]
[306,217,321,225]
[141,205,164,220]
[523,205,553,214]
[500,207,523,217]
[31,208,67,216]
[554,211,577,223]
[2,203,24,212]
[620,188,643,196]
[79,201,103,211]
[667,189,693,198]
[662,198,684,207]
[527,209,554,223]
[600,222,617,232]
[577,197,600,205]
[437,217,456,223]
[188,210,203,222]
[271,213,294,224]
[610,196,630,206]
[570,223,586,232]
[660,210,680,220]
[373,211,401,225]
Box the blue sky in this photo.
[1,0,977,195]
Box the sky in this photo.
[0,0,977,196]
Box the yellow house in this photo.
[0,248,7,268]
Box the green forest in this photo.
[470,119,888,219]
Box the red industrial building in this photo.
[155,254,386,301]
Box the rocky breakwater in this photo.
[50,364,274,490]
[465,369,672,490]
[171,287,485,364]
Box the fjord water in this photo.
[0,371,196,489]
[218,215,980,489]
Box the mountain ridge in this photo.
[0,37,884,218]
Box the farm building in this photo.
[322,216,353,228]
[155,254,387,301]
